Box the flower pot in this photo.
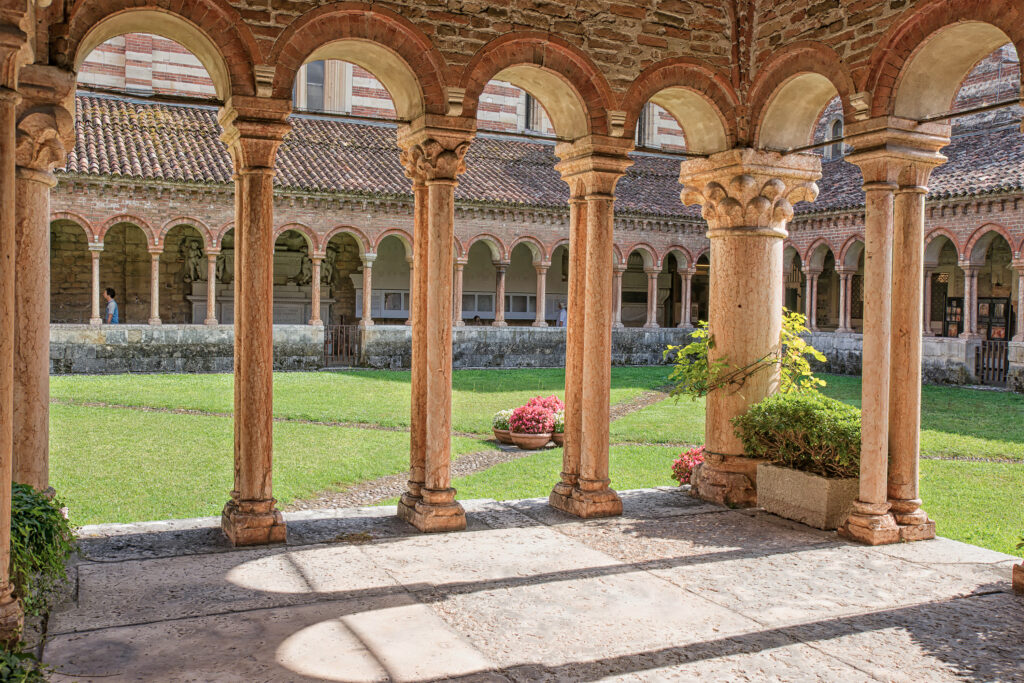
[492,428,513,444]
[551,432,564,446]
[756,463,858,530]
[510,432,552,450]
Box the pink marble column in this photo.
[360,253,375,328]
[643,268,660,328]
[405,256,414,326]
[533,262,549,326]
[405,179,428,510]
[308,257,322,325]
[1013,266,1024,342]
[204,253,218,325]
[612,264,625,328]
[147,250,162,325]
[677,267,693,328]
[803,268,821,331]
[922,268,935,336]
[960,265,980,339]
[492,261,508,327]
[89,246,104,325]
[836,270,853,333]
[453,257,466,326]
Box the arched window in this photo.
[829,118,844,159]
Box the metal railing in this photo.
[324,324,360,367]
[975,340,1008,386]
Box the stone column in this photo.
[643,268,660,328]
[550,136,633,518]
[218,99,291,546]
[453,257,466,326]
[680,149,821,507]
[960,265,980,339]
[405,256,414,326]
[677,267,693,328]
[492,261,508,327]
[405,178,428,509]
[147,250,162,325]
[1013,265,1024,342]
[360,253,375,328]
[397,116,473,532]
[612,264,625,328]
[12,66,74,492]
[533,262,549,326]
[803,268,820,331]
[89,246,104,325]
[204,253,219,325]
[836,269,853,333]
[922,268,935,336]
[308,257,322,325]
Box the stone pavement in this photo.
[44,488,1023,682]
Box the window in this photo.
[635,104,650,147]
[306,60,325,112]
[829,118,844,159]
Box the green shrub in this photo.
[10,484,77,616]
[731,391,861,479]
[0,649,46,682]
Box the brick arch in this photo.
[508,236,546,264]
[866,0,1024,118]
[274,223,317,253]
[838,235,866,270]
[612,243,624,267]
[694,247,710,264]
[803,237,837,271]
[268,3,449,118]
[321,226,371,257]
[62,1,258,99]
[464,233,508,262]
[51,211,98,244]
[964,222,1014,265]
[620,58,738,154]
[374,229,414,258]
[748,41,856,150]
[453,235,466,260]
[662,245,694,270]
[783,242,802,272]
[460,32,615,139]
[622,243,658,269]
[924,227,962,264]
[214,221,234,247]
[159,217,216,252]
[99,214,157,247]
[547,239,570,263]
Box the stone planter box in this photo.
[756,463,858,530]
[510,432,552,450]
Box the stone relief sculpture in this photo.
[321,244,339,287]
[180,237,204,283]
[295,245,313,286]
[216,252,230,284]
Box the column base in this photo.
[221,498,286,546]
[454,320,465,327]
[959,332,983,340]
[148,317,162,326]
[548,481,622,519]
[204,318,218,326]
[838,500,900,545]
[613,322,624,329]
[397,487,466,532]
[89,317,103,326]
[491,321,508,328]
[690,455,759,507]
[889,498,936,541]
[643,322,660,329]
[1013,563,1024,594]
[308,319,323,326]
[359,320,375,329]
[532,321,548,327]
[0,583,23,646]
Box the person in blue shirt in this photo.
[103,287,119,324]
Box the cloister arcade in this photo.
[0,0,1023,638]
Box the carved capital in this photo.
[555,135,634,197]
[0,23,28,90]
[845,116,949,189]
[14,64,75,172]
[397,114,475,183]
[218,97,291,170]
[680,148,820,234]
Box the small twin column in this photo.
[836,269,855,333]
[677,267,693,328]
[360,252,376,328]
[89,246,104,325]
[612,264,625,328]
[643,268,660,328]
[147,249,162,325]
[802,267,820,331]
[453,257,467,326]
[205,253,219,325]
[492,261,508,327]
[308,257,323,325]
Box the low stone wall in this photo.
[1006,341,1024,392]
[807,332,975,385]
[50,324,324,374]
[359,325,695,370]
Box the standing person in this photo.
[556,302,567,327]
[103,287,119,324]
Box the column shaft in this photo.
[612,265,624,328]
[309,258,322,325]
[12,168,54,490]
[533,265,548,326]
[148,252,161,325]
[922,270,934,336]
[1014,270,1024,342]
[678,270,692,328]
[452,259,465,326]
[961,267,978,338]
[360,256,375,328]
[405,182,428,508]
[837,272,849,332]
[492,264,507,327]
[205,254,218,325]
[405,258,414,326]
[643,270,659,328]
[90,249,103,324]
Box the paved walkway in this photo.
[45,489,1023,681]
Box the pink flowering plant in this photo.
[509,404,555,434]
[527,395,565,412]
[671,446,705,485]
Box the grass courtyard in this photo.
[49,368,1024,555]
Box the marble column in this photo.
[643,268,660,328]
[960,265,980,339]
[0,79,23,644]
[147,250,162,325]
[453,257,466,326]
[205,253,218,325]
[680,148,821,508]
[612,264,625,328]
[405,256,414,326]
[533,262,549,326]
[550,135,633,518]
[1013,266,1024,342]
[360,253,375,328]
[803,268,821,331]
[397,117,473,532]
[405,179,429,510]
[89,246,104,325]
[218,100,291,546]
[492,261,508,327]
[677,267,693,328]
[308,257,322,325]
[922,268,935,336]
[835,270,851,332]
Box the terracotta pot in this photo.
[492,428,513,444]
[510,432,552,450]
[551,432,564,446]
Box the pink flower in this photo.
[527,395,565,413]
[509,404,555,435]
[671,445,705,485]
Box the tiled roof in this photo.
[63,94,1024,219]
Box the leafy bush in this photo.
[527,395,564,412]
[492,409,513,431]
[671,446,704,485]
[665,310,826,401]
[509,405,555,434]
[731,392,861,479]
[552,409,564,434]
[10,484,77,616]
[0,650,46,682]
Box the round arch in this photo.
[509,236,546,264]
[51,211,98,244]
[322,226,371,257]
[374,229,414,259]
[268,3,449,119]
[464,234,508,263]
[621,58,738,155]
[805,239,837,271]
[663,246,694,270]
[783,243,803,273]
[66,5,254,100]
[99,214,157,247]
[547,238,570,263]
[159,217,215,252]
[965,224,1014,265]
[924,228,962,265]
[839,236,866,271]
[274,224,317,253]
[624,243,658,270]
[749,42,856,150]
[461,32,615,139]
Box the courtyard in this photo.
[50,369,1024,556]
